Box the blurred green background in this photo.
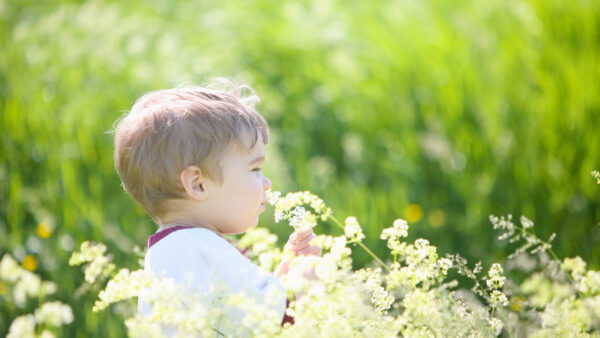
[1,0,599,335]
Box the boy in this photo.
[113,82,320,335]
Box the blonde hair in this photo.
[113,82,269,219]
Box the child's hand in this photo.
[275,229,321,279]
[285,228,322,257]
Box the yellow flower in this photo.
[405,204,423,223]
[428,209,445,228]
[22,255,38,271]
[36,221,53,239]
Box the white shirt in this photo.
[138,227,287,336]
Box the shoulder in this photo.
[144,228,241,276]
[150,227,233,253]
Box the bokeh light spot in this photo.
[428,209,445,228]
[22,255,38,271]
[36,221,53,239]
[405,204,423,223]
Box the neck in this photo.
[158,200,220,233]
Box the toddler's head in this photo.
[113,82,271,229]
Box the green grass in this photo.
[1,0,599,335]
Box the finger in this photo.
[294,233,316,249]
[293,228,313,242]
[297,246,321,256]
[290,234,316,252]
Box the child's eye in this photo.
[252,167,262,172]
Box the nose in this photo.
[263,175,272,191]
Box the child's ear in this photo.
[180,166,207,201]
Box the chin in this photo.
[248,221,259,231]
[232,222,258,235]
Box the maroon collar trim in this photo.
[147,226,250,258]
[147,225,194,249]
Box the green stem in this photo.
[213,328,226,337]
[514,225,581,294]
[328,216,391,272]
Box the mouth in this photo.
[259,197,269,211]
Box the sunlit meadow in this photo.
[1,0,599,336]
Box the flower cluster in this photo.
[490,215,555,259]
[592,170,600,184]
[33,301,74,327]
[343,216,365,243]
[69,189,600,337]
[486,263,509,307]
[0,254,57,307]
[288,206,317,232]
[380,218,409,256]
[269,190,332,230]
[94,268,152,312]
[1,254,73,338]
[238,227,283,272]
[6,302,73,338]
[562,256,600,295]
[491,213,600,336]
[68,241,116,284]
[355,268,394,313]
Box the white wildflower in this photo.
[520,216,534,229]
[490,290,509,307]
[271,191,332,223]
[315,255,338,282]
[41,281,57,295]
[437,258,453,276]
[94,269,152,312]
[69,241,115,284]
[34,301,74,326]
[592,170,600,184]
[7,314,36,338]
[381,219,410,256]
[344,216,365,243]
[393,219,409,237]
[370,283,394,313]
[576,270,600,295]
[69,241,108,266]
[0,254,22,283]
[562,256,587,279]
[288,206,317,232]
[267,190,281,205]
[539,297,593,335]
[13,270,41,308]
[83,255,113,284]
[486,263,506,290]
[490,214,516,241]
[356,268,394,313]
[408,239,437,265]
[330,236,351,263]
[489,317,503,336]
[39,331,56,338]
[381,219,409,239]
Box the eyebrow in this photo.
[248,155,265,165]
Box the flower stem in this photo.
[513,224,581,294]
[328,216,391,272]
